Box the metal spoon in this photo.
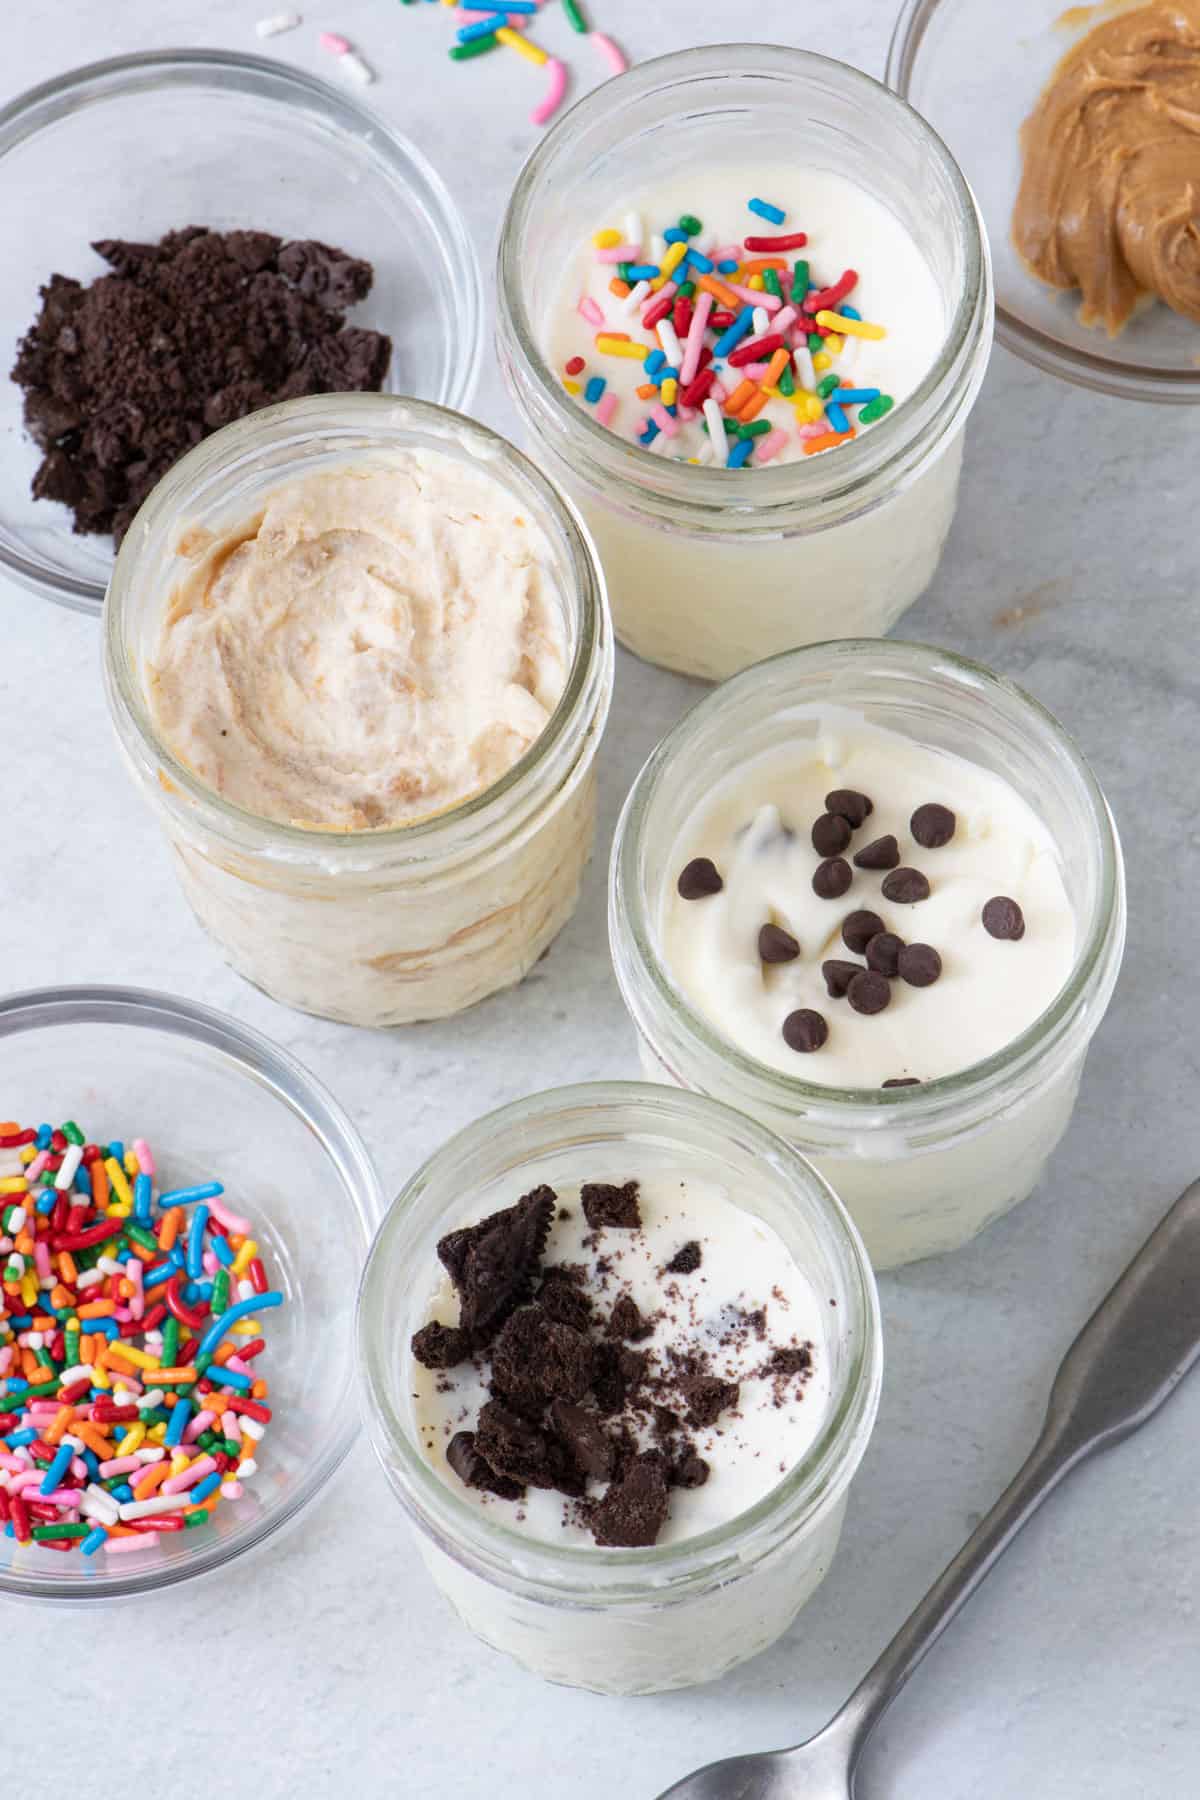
[657,1178,1200,1800]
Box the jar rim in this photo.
[355,1080,882,1595]
[103,393,610,859]
[610,639,1126,1123]
[497,43,989,528]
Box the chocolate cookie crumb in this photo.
[446,1429,525,1501]
[537,1270,592,1331]
[669,1451,711,1489]
[883,1076,922,1088]
[607,1295,653,1342]
[590,1450,671,1548]
[581,1180,642,1230]
[771,1344,813,1376]
[475,1399,559,1490]
[680,1374,740,1429]
[437,1185,555,1341]
[410,1321,472,1370]
[665,1240,702,1275]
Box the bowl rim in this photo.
[0,46,485,614]
[885,0,1200,404]
[0,981,385,1602]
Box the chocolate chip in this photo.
[581,1180,642,1230]
[911,803,956,849]
[848,970,891,1015]
[669,1452,710,1490]
[410,1321,472,1370]
[771,1344,813,1376]
[491,1306,595,1408]
[983,896,1026,941]
[446,1430,524,1501]
[548,1400,615,1481]
[679,1374,740,1429]
[821,960,860,999]
[475,1400,558,1490]
[812,857,852,900]
[665,1241,702,1275]
[758,922,800,964]
[865,931,904,977]
[607,1295,653,1342]
[678,857,723,900]
[898,943,942,987]
[782,1008,828,1053]
[883,1077,921,1088]
[811,812,852,857]
[436,1185,556,1341]
[882,867,931,904]
[842,909,885,954]
[590,1450,671,1548]
[826,789,873,828]
[853,834,900,870]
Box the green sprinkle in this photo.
[858,394,895,423]
[61,1121,85,1147]
[198,1430,219,1450]
[678,214,702,237]
[763,268,782,301]
[563,0,588,30]
[221,1437,241,1458]
[737,419,772,439]
[790,261,810,304]
[161,1315,179,1368]
[184,1510,210,1529]
[125,1223,157,1252]
[32,1522,90,1541]
[808,333,824,353]
[22,1380,58,1398]
[212,1269,231,1316]
[449,33,497,60]
[779,364,796,397]
[195,1354,213,1377]
[675,280,696,300]
[723,417,740,435]
[617,262,634,283]
[34,1347,54,1371]
[817,373,840,398]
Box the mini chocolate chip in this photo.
[842,909,885,954]
[677,857,723,900]
[826,789,873,828]
[848,970,891,1015]
[883,1077,921,1088]
[665,1240,702,1275]
[882,867,931,904]
[853,834,900,871]
[983,896,1026,940]
[758,922,800,964]
[898,943,942,987]
[821,959,860,999]
[865,931,904,977]
[811,812,852,857]
[911,803,956,849]
[783,1008,828,1052]
[812,857,852,900]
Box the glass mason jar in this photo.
[609,641,1126,1271]
[104,395,613,1028]
[497,44,993,684]
[356,1082,882,1696]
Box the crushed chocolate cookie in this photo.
[607,1294,653,1342]
[665,1240,702,1276]
[679,1374,740,1429]
[677,857,723,900]
[883,1076,922,1088]
[475,1400,561,1492]
[669,1451,711,1490]
[549,1400,615,1480]
[437,1185,556,1342]
[410,1321,472,1371]
[771,1345,813,1376]
[537,1270,592,1331]
[653,1405,681,1440]
[590,1450,671,1547]
[491,1306,594,1407]
[446,1429,525,1501]
[581,1180,642,1230]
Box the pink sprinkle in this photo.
[591,30,627,76]
[132,1139,155,1176]
[578,296,604,327]
[184,1410,215,1444]
[33,1242,51,1281]
[768,305,800,336]
[594,392,618,428]
[25,1152,49,1182]
[649,402,680,439]
[729,284,782,312]
[798,419,829,439]
[710,379,729,404]
[712,244,741,262]
[106,1532,159,1553]
[319,31,350,54]
[162,1455,216,1497]
[640,280,677,320]
[737,362,769,381]
[221,1480,244,1501]
[595,243,642,264]
[208,1195,250,1234]
[98,1456,142,1478]
[679,290,713,386]
[757,429,790,465]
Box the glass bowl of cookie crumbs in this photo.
[0,49,483,613]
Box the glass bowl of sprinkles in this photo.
[888,0,1200,401]
[0,49,483,615]
[0,985,383,1601]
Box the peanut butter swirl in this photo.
[1012,2,1200,334]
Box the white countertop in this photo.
[3,1,1197,1794]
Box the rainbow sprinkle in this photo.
[562,196,895,468]
[0,1119,282,1559]
[411,0,628,128]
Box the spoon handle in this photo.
[831,1178,1200,1768]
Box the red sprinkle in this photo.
[565,355,586,376]
[248,1258,268,1296]
[10,1494,31,1541]
[641,290,675,330]
[227,1397,271,1423]
[673,296,694,338]
[0,1128,35,1149]
[709,310,736,332]
[679,368,717,407]
[727,333,784,368]
[743,232,808,252]
[805,269,858,314]
[57,1379,91,1406]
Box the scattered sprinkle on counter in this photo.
[0,1121,282,1557]
[405,0,628,128]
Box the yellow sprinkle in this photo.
[596,336,648,360]
[116,1423,146,1457]
[495,24,548,64]
[147,1423,167,1443]
[563,378,581,394]
[823,333,844,356]
[18,1145,35,1165]
[170,1451,190,1475]
[816,310,886,340]
[812,351,832,372]
[110,1344,159,1372]
[748,274,765,291]
[104,1157,132,1207]
[659,242,688,282]
[593,228,622,249]
[0,1177,28,1193]
[231,1238,258,1278]
[232,1319,261,1337]
[793,393,825,423]
[661,378,678,407]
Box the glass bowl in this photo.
[0,984,383,1601]
[887,0,1200,401]
[0,49,484,613]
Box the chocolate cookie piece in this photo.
[436,1185,556,1341]
[669,1451,710,1489]
[910,803,956,849]
[771,1344,813,1376]
[883,1077,921,1088]
[537,1267,592,1331]
[758,922,801,964]
[783,1008,828,1053]
[812,857,852,900]
[590,1450,671,1548]
[410,1321,472,1370]
[983,896,1026,940]
[842,909,885,955]
[548,1399,615,1481]
[446,1430,525,1501]
[475,1399,559,1490]
[853,834,900,871]
[882,867,931,905]
[679,1374,740,1429]
[607,1294,653,1342]
[811,812,852,857]
[581,1180,642,1230]
[491,1306,594,1407]
[825,789,873,828]
[677,857,723,900]
[591,1342,633,1416]
[665,1240,702,1275]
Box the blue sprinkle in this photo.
[186,1205,209,1281]
[748,198,786,225]
[839,304,862,321]
[73,1165,91,1197]
[727,438,755,469]
[143,1261,173,1289]
[6,1428,37,1448]
[712,305,755,359]
[825,401,852,435]
[213,1365,252,1392]
[211,1235,235,1268]
[112,1482,135,1504]
[625,264,660,282]
[80,1526,109,1556]
[643,348,666,377]
[36,1189,57,1215]
[663,227,688,244]
[107,1142,124,1164]
[158,1182,223,1208]
[685,249,714,273]
[35,1125,53,1150]
[166,1398,193,1448]
[830,388,880,406]
[191,1470,224,1505]
[717,259,739,275]
[40,1442,74,1496]
[639,420,660,446]
[584,376,607,404]
[82,1448,100,1481]
[134,1172,153,1225]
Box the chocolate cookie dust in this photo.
[11,228,392,545]
[411,1182,814,1549]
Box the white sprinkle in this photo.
[6,1206,26,1234]
[255,12,301,37]
[236,1458,259,1481]
[119,1494,185,1521]
[621,279,651,316]
[702,397,725,456]
[656,318,684,368]
[237,1279,256,1303]
[623,211,642,251]
[793,344,816,392]
[82,1486,120,1526]
[753,306,770,337]
[134,1446,165,1463]
[339,49,374,84]
[240,1418,265,1442]
[650,234,666,265]
[54,1145,83,1191]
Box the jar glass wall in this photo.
[498,45,992,683]
[610,641,1126,1269]
[103,395,613,1028]
[356,1082,882,1695]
